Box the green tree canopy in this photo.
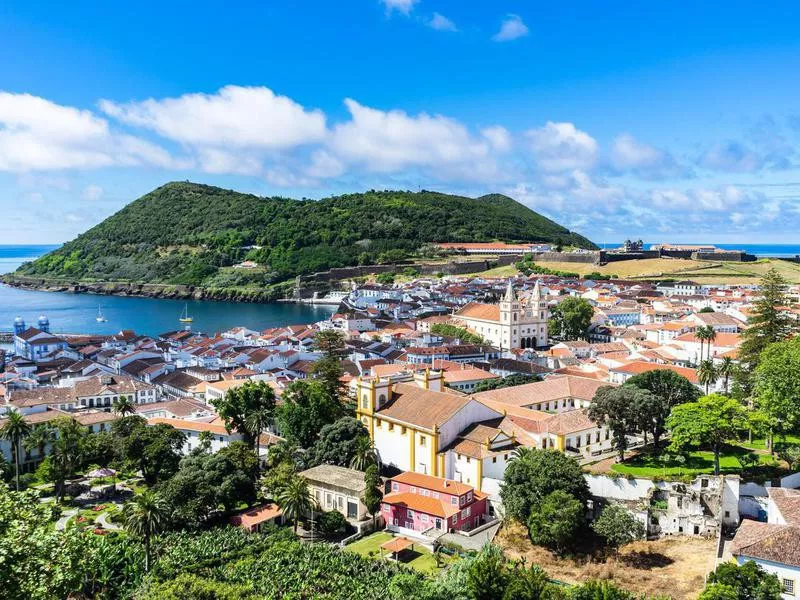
[667,394,750,475]
[591,504,645,555]
[587,386,653,461]
[755,336,800,449]
[527,490,584,553]
[309,417,370,467]
[704,560,782,600]
[211,380,276,449]
[473,373,541,393]
[499,448,589,522]
[549,297,595,341]
[277,380,345,449]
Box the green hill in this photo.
[15,182,596,291]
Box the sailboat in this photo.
[96,305,108,323]
[179,303,193,323]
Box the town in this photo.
[3,264,799,599]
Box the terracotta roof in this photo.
[148,417,233,435]
[381,536,415,553]
[611,360,699,383]
[473,375,610,408]
[382,491,461,518]
[376,382,480,430]
[8,387,74,407]
[731,519,800,568]
[300,464,368,493]
[768,488,800,525]
[229,503,283,528]
[455,302,501,322]
[391,471,477,496]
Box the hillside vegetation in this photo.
[15,183,596,289]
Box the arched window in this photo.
[378,394,386,407]
[361,394,369,409]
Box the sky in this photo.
[2,1,800,245]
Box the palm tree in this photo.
[0,411,31,490]
[276,475,315,534]
[698,360,717,394]
[705,326,717,361]
[245,406,273,473]
[350,436,379,471]
[718,356,735,393]
[23,424,54,465]
[124,490,170,572]
[197,430,214,453]
[694,327,710,366]
[50,417,87,502]
[112,395,136,417]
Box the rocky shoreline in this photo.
[0,275,291,304]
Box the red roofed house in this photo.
[382,471,488,535]
[229,503,283,532]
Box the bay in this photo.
[0,245,335,337]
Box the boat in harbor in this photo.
[95,306,107,323]
[179,303,193,323]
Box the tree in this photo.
[275,475,315,533]
[591,504,645,556]
[277,380,345,449]
[587,386,653,461]
[668,394,750,475]
[362,465,383,529]
[737,268,793,396]
[548,297,594,341]
[698,360,717,394]
[0,411,31,490]
[754,336,800,451]
[699,584,740,600]
[309,417,370,467]
[124,490,169,572]
[465,544,509,600]
[80,431,117,468]
[699,306,715,313]
[704,560,782,600]
[49,417,86,501]
[196,430,214,454]
[122,423,186,485]
[159,451,256,529]
[570,580,637,600]
[313,329,345,357]
[777,444,800,470]
[624,369,700,448]
[310,355,346,403]
[349,435,379,471]
[499,448,589,523]
[22,423,53,467]
[718,357,735,393]
[0,483,97,599]
[527,490,584,553]
[260,460,298,500]
[112,395,136,417]
[502,565,559,600]
[211,380,276,450]
[430,323,485,345]
[218,441,260,482]
[473,373,541,393]
[317,510,348,537]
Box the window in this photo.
[783,579,795,596]
[376,419,382,427]
[467,492,473,502]
[401,426,407,435]
[361,395,369,409]
[492,457,497,463]
[432,492,439,499]
[407,510,415,518]
[392,482,399,492]
[461,507,471,519]
[419,435,426,447]
[383,504,390,512]
[410,486,417,494]
[388,423,394,431]
[451,497,458,505]
[421,514,428,523]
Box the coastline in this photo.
[0,274,293,304]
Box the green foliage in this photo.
[624,370,700,447]
[668,394,750,475]
[158,450,256,529]
[473,373,541,392]
[516,257,581,278]
[120,421,186,485]
[136,573,259,600]
[310,417,370,467]
[704,560,782,600]
[499,448,590,523]
[527,490,585,553]
[549,297,595,341]
[376,271,396,284]
[431,323,485,344]
[317,509,349,536]
[211,380,277,449]
[591,504,645,552]
[588,386,657,461]
[363,465,384,525]
[18,183,596,287]
[570,580,637,600]
[465,544,509,600]
[277,379,346,449]
[755,336,800,442]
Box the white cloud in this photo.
[81,184,104,201]
[306,150,345,179]
[380,0,417,15]
[327,99,501,181]
[609,133,685,178]
[699,141,763,172]
[427,12,457,31]
[100,85,326,150]
[492,14,529,42]
[0,92,176,172]
[526,121,598,172]
[480,126,512,152]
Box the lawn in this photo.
[610,445,783,479]
[344,532,451,574]
[742,433,800,451]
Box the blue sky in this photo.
[3,1,800,244]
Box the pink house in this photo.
[381,471,488,534]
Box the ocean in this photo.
[0,245,335,337]
[601,243,800,258]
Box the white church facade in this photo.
[453,281,548,350]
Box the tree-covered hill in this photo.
[15,182,596,287]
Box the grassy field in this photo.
[458,257,800,284]
[609,447,781,479]
[498,522,716,600]
[344,532,451,574]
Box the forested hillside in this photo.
[16,182,596,288]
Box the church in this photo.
[453,281,548,350]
